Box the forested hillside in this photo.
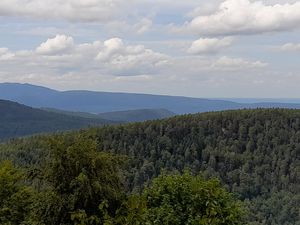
[97,108,175,122]
[0,109,299,224]
[0,99,114,140]
[43,107,176,122]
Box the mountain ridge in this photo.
[2,83,300,114]
[0,99,114,140]
[43,107,176,122]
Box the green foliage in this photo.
[1,109,300,224]
[245,191,300,225]
[135,172,243,225]
[103,172,244,225]
[97,109,175,123]
[28,134,125,225]
[0,161,33,225]
[91,109,300,224]
[0,136,245,225]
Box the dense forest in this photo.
[0,109,299,224]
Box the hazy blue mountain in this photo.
[43,107,176,122]
[2,83,300,114]
[0,99,114,140]
[42,108,103,119]
[216,98,300,104]
[97,108,176,122]
[0,83,242,114]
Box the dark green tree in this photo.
[29,134,125,225]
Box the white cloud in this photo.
[188,37,234,54]
[36,35,74,55]
[183,0,300,36]
[0,35,169,77]
[96,38,124,61]
[211,56,268,70]
[0,48,14,61]
[0,0,195,25]
[0,33,274,97]
[0,0,299,98]
[113,74,152,81]
[0,0,122,22]
[134,18,153,34]
[187,2,220,17]
[96,38,169,74]
[0,34,269,93]
[278,42,300,51]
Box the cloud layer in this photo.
[212,56,267,71]
[0,0,122,22]
[0,1,299,97]
[188,37,234,54]
[0,35,169,76]
[185,0,300,36]
[0,34,267,86]
[278,42,300,51]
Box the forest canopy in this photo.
[0,108,299,224]
[0,135,243,225]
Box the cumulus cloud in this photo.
[0,0,122,22]
[188,37,234,54]
[95,38,168,74]
[0,35,169,77]
[36,35,74,55]
[183,0,300,36]
[96,38,124,61]
[0,34,269,90]
[0,33,272,96]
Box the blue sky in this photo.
[0,0,300,98]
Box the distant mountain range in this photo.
[2,83,300,114]
[0,99,114,140]
[0,99,176,140]
[216,98,300,104]
[98,108,175,122]
[43,108,176,123]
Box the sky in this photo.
[0,0,300,98]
